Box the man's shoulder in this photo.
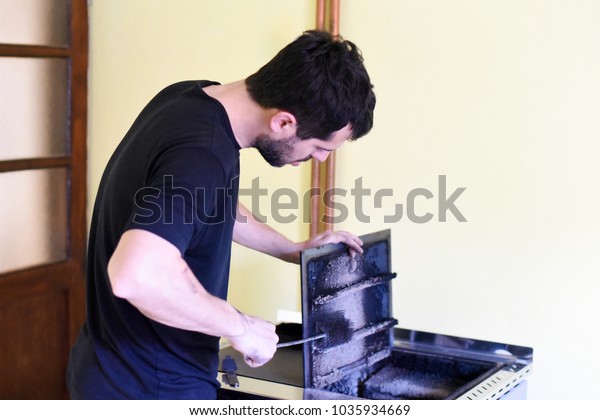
[157,80,220,96]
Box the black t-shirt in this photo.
[67,81,240,399]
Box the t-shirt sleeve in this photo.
[124,145,227,254]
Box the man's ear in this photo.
[269,111,297,137]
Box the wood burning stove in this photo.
[218,230,532,400]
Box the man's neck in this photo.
[203,80,268,149]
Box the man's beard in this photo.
[255,134,310,167]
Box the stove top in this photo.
[218,230,532,400]
[218,327,532,400]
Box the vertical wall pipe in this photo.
[310,0,327,237]
[310,0,340,236]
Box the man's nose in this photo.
[312,150,331,162]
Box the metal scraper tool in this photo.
[276,333,327,348]
[277,315,351,348]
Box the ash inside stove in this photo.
[321,349,500,400]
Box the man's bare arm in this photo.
[108,229,278,367]
[233,202,363,264]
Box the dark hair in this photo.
[245,30,375,141]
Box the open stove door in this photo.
[300,229,398,390]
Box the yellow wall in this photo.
[336,0,600,400]
[89,0,600,398]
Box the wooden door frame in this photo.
[0,0,88,398]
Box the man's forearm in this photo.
[233,202,302,263]
[233,203,364,263]
[108,229,247,339]
[108,229,278,367]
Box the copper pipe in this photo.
[322,0,339,232]
[316,0,326,30]
[330,0,340,37]
[311,0,326,237]
[311,0,340,235]
[310,159,320,237]
[323,151,336,231]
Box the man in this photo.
[67,30,375,399]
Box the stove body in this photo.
[218,230,532,400]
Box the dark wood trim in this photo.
[0,44,70,58]
[67,0,89,353]
[0,261,72,296]
[0,157,71,173]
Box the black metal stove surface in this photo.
[219,345,303,387]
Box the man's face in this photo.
[255,125,352,168]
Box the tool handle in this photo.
[277,333,327,348]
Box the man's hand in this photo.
[300,230,364,257]
[226,313,278,368]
